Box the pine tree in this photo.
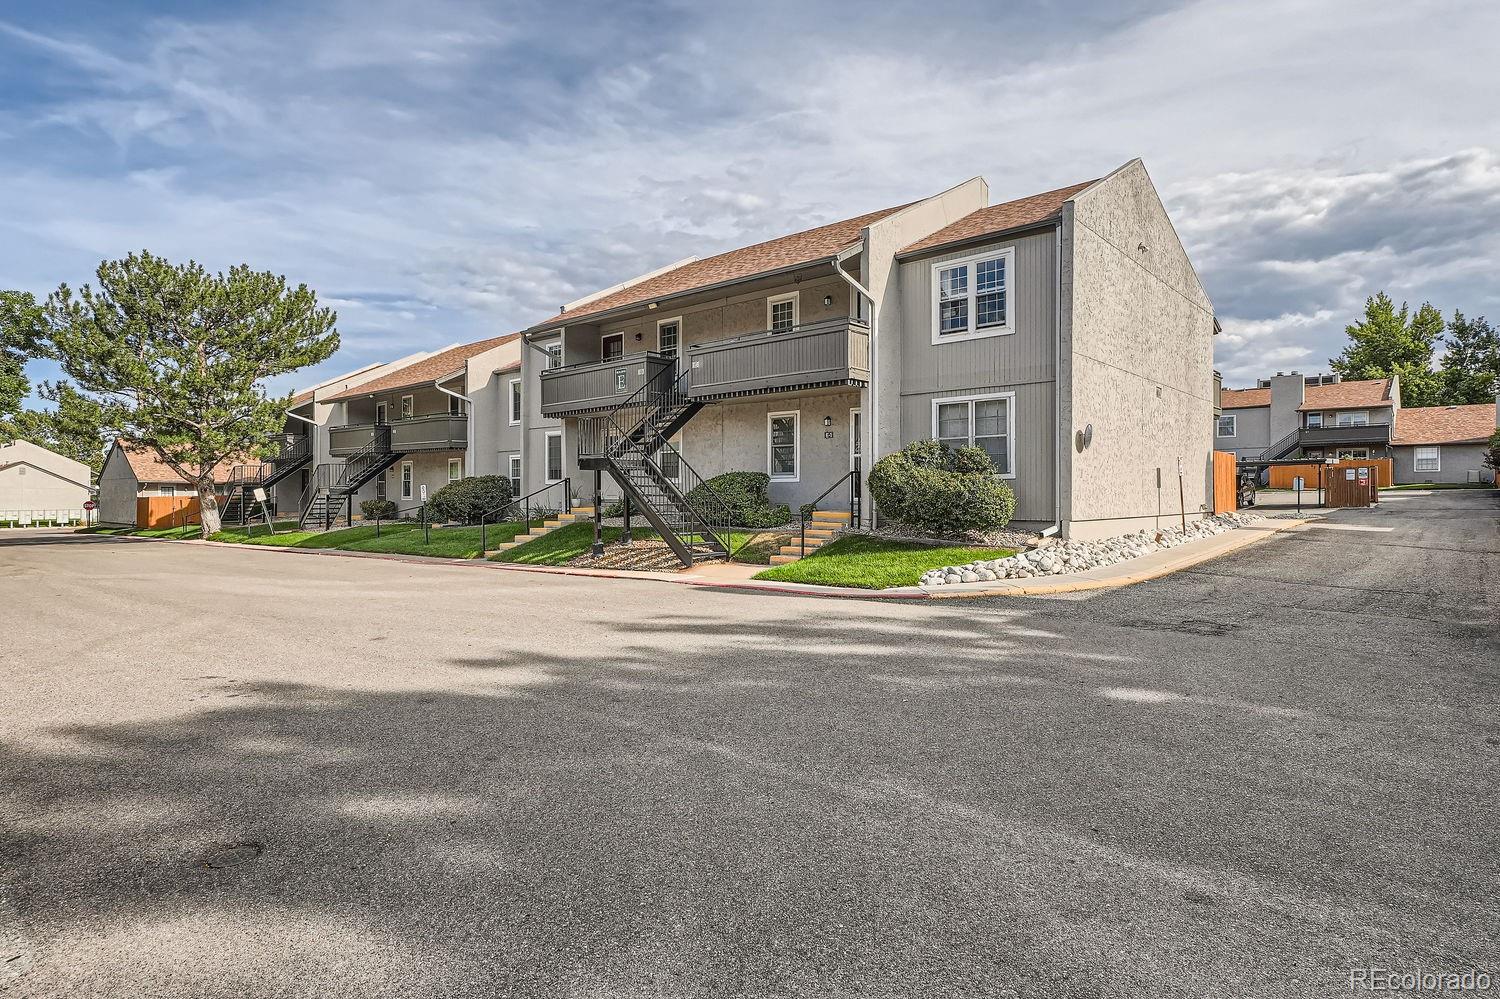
[4,382,109,476]
[0,290,46,429]
[1438,311,1500,405]
[1329,293,1443,407]
[45,252,339,536]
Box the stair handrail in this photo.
[335,425,393,490]
[479,477,571,552]
[1259,427,1302,461]
[799,470,860,557]
[299,462,335,528]
[627,420,745,558]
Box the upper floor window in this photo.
[602,333,624,361]
[400,394,414,419]
[768,293,798,332]
[1216,415,1236,438]
[931,247,1013,344]
[545,342,563,370]
[1306,412,1323,429]
[509,378,522,425]
[658,319,680,358]
[1336,410,1369,427]
[934,393,1014,476]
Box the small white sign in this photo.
[420,484,428,502]
[1293,476,1305,491]
[1345,469,1356,480]
[252,487,267,502]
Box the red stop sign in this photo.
[84,500,96,511]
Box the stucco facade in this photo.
[0,440,92,520]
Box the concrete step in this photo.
[812,510,852,522]
[778,541,827,557]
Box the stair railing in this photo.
[626,420,745,559]
[300,462,336,529]
[799,470,860,557]
[1259,428,1302,461]
[335,425,393,491]
[479,477,571,552]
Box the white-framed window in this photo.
[545,341,563,370]
[1216,414,1236,438]
[509,378,522,425]
[1414,446,1441,472]
[768,411,799,481]
[601,333,624,361]
[447,457,462,482]
[850,408,862,474]
[657,318,680,358]
[1335,448,1370,460]
[767,292,799,332]
[400,394,414,420]
[545,431,563,483]
[448,394,463,416]
[931,247,1014,344]
[508,455,522,497]
[1335,410,1369,427]
[1305,412,1323,429]
[375,401,388,424]
[400,461,414,500]
[157,485,179,497]
[932,391,1016,477]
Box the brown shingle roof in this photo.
[115,441,247,485]
[1299,378,1394,411]
[1393,404,1497,445]
[531,204,914,330]
[323,334,519,402]
[290,389,316,407]
[898,179,1099,256]
[1220,387,1271,409]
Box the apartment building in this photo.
[1391,401,1498,484]
[511,158,1217,562]
[1215,373,1401,462]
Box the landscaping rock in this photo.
[918,512,1262,587]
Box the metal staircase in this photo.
[299,427,404,530]
[1257,428,1303,462]
[577,366,737,566]
[219,435,315,525]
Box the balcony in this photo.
[540,351,676,418]
[1299,423,1391,448]
[685,318,871,401]
[328,415,467,456]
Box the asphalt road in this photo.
[2,490,1496,998]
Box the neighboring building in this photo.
[0,439,93,521]
[1391,401,1498,484]
[516,158,1217,562]
[97,442,245,526]
[1215,373,1401,462]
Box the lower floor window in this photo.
[768,412,798,480]
[934,393,1013,475]
[545,432,563,482]
[448,457,462,482]
[508,455,522,497]
[400,461,413,500]
[1414,446,1440,472]
[1336,448,1370,460]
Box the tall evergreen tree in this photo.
[4,382,109,477]
[1329,292,1443,407]
[45,252,339,536]
[0,290,47,429]
[1438,311,1500,405]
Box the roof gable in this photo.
[323,333,519,403]
[1300,378,1393,411]
[0,439,92,486]
[111,441,249,485]
[897,179,1098,257]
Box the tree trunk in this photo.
[197,478,222,537]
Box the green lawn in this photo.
[492,521,768,566]
[752,535,1017,590]
[334,522,526,559]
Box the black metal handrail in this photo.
[372,502,428,543]
[273,434,312,466]
[684,315,869,350]
[335,425,393,490]
[1258,428,1301,461]
[799,470,861,556]
[539,349,671,377]
[479,477,572,551]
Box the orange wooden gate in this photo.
[1212,451,1238,515]
[1270,459,1392,489]
[136,494,225,528]
[1325,465,1381,508]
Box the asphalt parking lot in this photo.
[2,489,1496,997]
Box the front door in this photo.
[375,402,388,424]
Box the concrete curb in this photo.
[77,516,1310,602]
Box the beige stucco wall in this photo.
[96,445,140,526]
[1060,160,1217,539]
[0,444,92,519]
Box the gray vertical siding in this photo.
[895,229,1059,523]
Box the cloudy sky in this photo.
[2,0,1497,399]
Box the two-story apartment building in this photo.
[515,159,1218,563]
[1215,373,1401,463]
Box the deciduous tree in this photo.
[1330,293,1443,407]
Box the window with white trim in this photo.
[1414,446,1441,472]
[657,319,680,358]
[1335,410,1369,427]
[601,333,624,362]
[508,455,522,497]
[1305,412,1323,429]
[448,457,462,482]
[545,342,563,370]
[1335,448,1370,460]
[509,378,522,425]
[400,394,414,420]
[931,247,1013,343]
[768,293,798,332]
[768,412,798,480]
[545,431,563,482]
[1216,415,1236,438]
[933,393,1014,475]
[400,461,414,500]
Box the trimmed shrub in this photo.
[686,471,791,529]
[427,475,513,523]
[867,439,1016,535]
[360,499,399,521]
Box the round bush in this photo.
[867,440,1016,535]
[360,498,398,521]
[426,475,513,523]
[685,470,791,528]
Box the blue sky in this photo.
[3,0,1498,400]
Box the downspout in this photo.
[833,252,877,529]
[1043,223,1063,538]
[435,377,475,478]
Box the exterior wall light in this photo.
[1075,423,1094,452]
[822,416,833,427]
[823,295,834,306]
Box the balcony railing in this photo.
[328,414,467,456]
[1299,423,1391,447]
[540,351,676,418]
[684,318,870,401]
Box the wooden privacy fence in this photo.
[136,494,226,529]
[1269,459,1392,490]
[1212,451,1238,515]
[1326,465,1381,508]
